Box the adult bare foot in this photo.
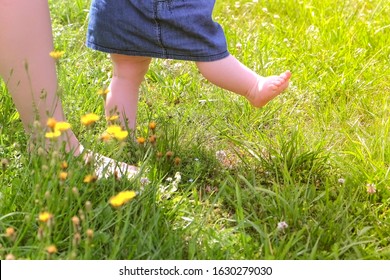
[82,146,138,179]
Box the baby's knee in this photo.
[111,54,151,78]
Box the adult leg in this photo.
[0,0,80,153]
[196,55,291,107]
[0,0,137,177]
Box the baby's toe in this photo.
[281,71,291,80]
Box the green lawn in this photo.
[1,0,389,259]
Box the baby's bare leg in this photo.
[108,54,151,131]
[196,55,291,107]
[0,0,80,153]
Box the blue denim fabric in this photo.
[86,0,229,61]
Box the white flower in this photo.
[338,178,345,184]
[140,177,151,186]
[174,172,181,182]
[166,177,173,182]
[277,221,288,231]
[171,182,178,192]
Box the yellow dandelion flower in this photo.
[106,125,122,134]
[45,130,61,139]
[83,174,98,183]
[49,50,65,60]
[39,212,53,223]
[46,117,57,129]
[81,113,100,126]
[97,88,110,96]
[109,190,136,208]
[46,244,58,254]
[60,161,68,170]
[104,125,128,141]
[108,196,123,208]
[59,171,68,181]
[120,190,137,202]
[54,121,71,132]
[149,121,157,130]
[137,137,146,145]
[113,130,128,141]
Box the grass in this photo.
[0,0,389,260]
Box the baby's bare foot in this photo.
[247,70,291,107]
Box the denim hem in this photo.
[86,41,230,62]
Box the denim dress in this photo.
[86,0,229,62]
